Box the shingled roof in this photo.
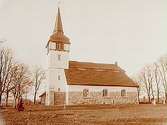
[65,61,138,87]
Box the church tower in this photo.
[46,8,70,105]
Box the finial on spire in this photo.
[57,0,61,8]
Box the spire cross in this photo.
[57,0,61,8]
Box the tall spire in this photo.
[54,8,63,33]
[48,7,70,45]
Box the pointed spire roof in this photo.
[54,8,63,33]
[48,8,70,45]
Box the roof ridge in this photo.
[69,60,116,65]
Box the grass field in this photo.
[1,104,167,125]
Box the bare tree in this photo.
[4,64,16,106]
[0,48,32,107]
[153,63,161,103]
[11,64,32,107]
[32,67,45,104]
[137,85,140,103]
[159,56,167,103]
[135,55,167,103]
[0,48,14,105]
[138,65,154,103]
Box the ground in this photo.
[0,111,5,125]
[1,104,167,125]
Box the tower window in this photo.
[56,43,64,50]
[64,44,69,51]
[102,89,108,97]
[56,43,60,50]
[49,42,56,50]
[58,75,61,80]
[83,89,89,97]
[58,55,61,60]
[121,89,126,97]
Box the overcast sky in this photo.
[0,0,166,76]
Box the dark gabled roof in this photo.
[65,61,138,87]
[69,61,123,70]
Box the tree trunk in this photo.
[137,88,140,103]
[13,96,17,108]
[6,91,9,106]
[14,98,18,109]
[34,92,37,104]
[148,94,151,103]
[157,91,160,103]
[165,92,167,103]
[151,84,154,100]
[0,94,2,106]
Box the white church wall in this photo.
[48,50,69,69]
[47,68,68,92]
[64,44,70,51]
[46,48,69,105]
[46,68,68,105]
[67,85,138,105]
[68,85,138,92]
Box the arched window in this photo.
[121,89,126,97]
[58,55,61,61]
[83,89,89,97]
[102,89,108,97]
[58,75,61,80]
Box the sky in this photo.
[0,0,167,76]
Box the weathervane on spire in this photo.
[57,0,61,8]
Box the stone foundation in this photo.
[68,91,138,105]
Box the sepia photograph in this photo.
[0,0,166,125]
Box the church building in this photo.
[40,8,139,106]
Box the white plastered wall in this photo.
[47,68,67,91]
[67,85,137,105]
[68,85,138,93]
[46,45,69,105]
[48,50,69,69]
